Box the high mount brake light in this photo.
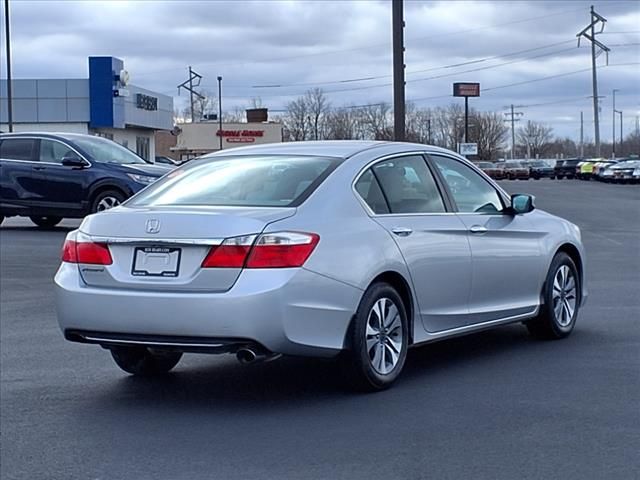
[61,240,113,265]
[201,232,319,269]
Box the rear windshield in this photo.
[127,155,340,207]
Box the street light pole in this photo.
[612,89,618,158]
[3,0,14,132]
[217,76,223,151]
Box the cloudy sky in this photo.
[3,0,639,139]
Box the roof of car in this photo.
[0,132,94,142]
[203,140,456,159]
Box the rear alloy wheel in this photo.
[29,216,62,228]
[110,346,182,376]
[91,189,126,213]
[342,283,408,391]
[526,252,580,340]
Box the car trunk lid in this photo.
[77,206,295,292]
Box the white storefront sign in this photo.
[458,143,478,156]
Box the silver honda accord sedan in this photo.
[55,141,587,390]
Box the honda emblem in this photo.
[145,219,161,234]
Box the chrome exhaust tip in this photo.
[236,348,258,364]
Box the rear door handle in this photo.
[391,227,413,237]
[469,225,488,234]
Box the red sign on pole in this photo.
[453,83,480,97]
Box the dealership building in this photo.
[0,56,173,161]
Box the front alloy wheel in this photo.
[343,282,408,391]
[526,252,580,339]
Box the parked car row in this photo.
[477,157,639,184]
[478,159,557,180]
[0,132,173,227]
[575,158,640,184]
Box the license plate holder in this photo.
[132,247,181,277]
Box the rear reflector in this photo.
[201,232,319,269]
[62,240,113,265]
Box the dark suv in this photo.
[0,133,171,227]
[553,158,582,180]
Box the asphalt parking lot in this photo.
[1,180,639,480]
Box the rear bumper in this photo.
[55,263,363,357]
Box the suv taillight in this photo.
[62,240,113,265]
[201,232,319,269]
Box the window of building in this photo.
[136,136,150,161]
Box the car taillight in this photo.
[201,232,319,269]
[61,240,113,265]
[201,235,255,268]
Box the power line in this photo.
[250,40,576,89]
[135,6,585,78]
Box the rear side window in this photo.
[370,155,446,214]
[128,155,340,207]
[354,170,390,214]
[0,138,36,161]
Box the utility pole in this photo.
[503,105,523,159]
[177,66,204,123]
[217,76,223,150]
[612,89,618,158]
[580,111,584,158]
[4,0,14,132]
[392,0,405,141]
[616,110,623,156]
[577,5,610,158]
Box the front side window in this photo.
[370,155,446,214]
[0,138,36,161]
[39,140,77,164]
[430,154,504,214]
[128,155,339,208]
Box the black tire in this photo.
[526,252,580,340]
[341,283,409,391]
[91,189,127,214]
[0,215,4,226]
[29,216,62,228]
[110,346,182,376]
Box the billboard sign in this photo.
[453,83,480,97]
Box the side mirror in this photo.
[510,194,535,214]
[61,155,87,168]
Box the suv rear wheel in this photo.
[29,216,62,228]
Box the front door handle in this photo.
[391,227,413,237]
[33,166,46,171]
[469,225,488,234]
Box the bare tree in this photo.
[360,103,392,140]
[305,88,331,140]
[223,106,246,123]
[474,112,508,160]
[284,97,309,141]
[517,120,554,158]
[326,108,359,139]
[181,89,217,123]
